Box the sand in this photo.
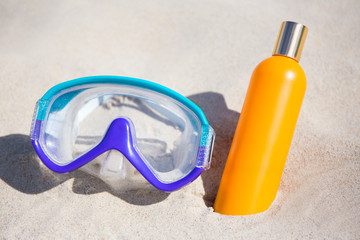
[0,0,359,239]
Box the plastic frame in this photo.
[31,76,215,191]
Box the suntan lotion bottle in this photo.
[214,21,308,215]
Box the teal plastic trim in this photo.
[36,99,50,121]
[36,76,209,125]
[200,125,215,147]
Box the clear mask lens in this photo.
[39,84,202,183]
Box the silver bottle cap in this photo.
[273,21,308,62]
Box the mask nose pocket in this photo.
[100,150,129,179]
[97,118,154,190]
[99,150,152,191]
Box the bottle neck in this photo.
[272,53,299,63]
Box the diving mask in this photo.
[30,76,215,191]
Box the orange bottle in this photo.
[214,21,308,215]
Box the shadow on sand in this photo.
[188,92,240,207]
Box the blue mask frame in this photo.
[30,76,215,192]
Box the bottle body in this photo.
[214,55,306,215]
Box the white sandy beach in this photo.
[0,0,359,239]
